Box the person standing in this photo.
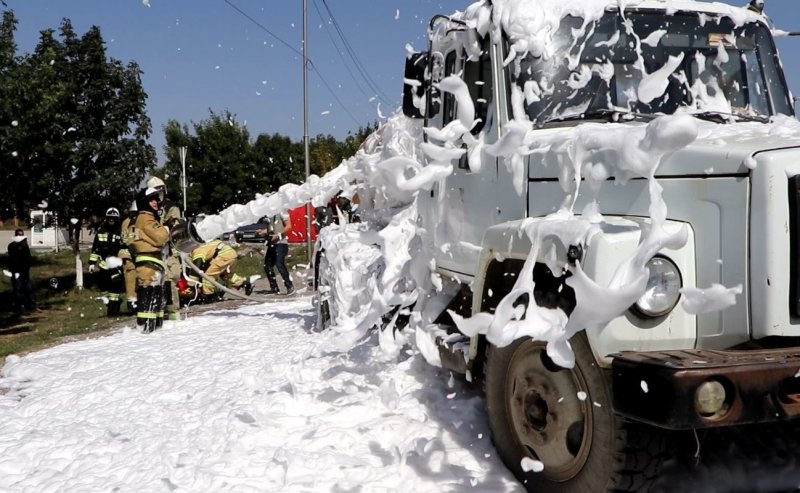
[131,187,170,333]
[88,208,125,316]
[146,176,182,321]
[119,201,139,314]
[7,229,35,312]
[257,211,294,295]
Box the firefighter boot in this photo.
[164,280,179,320]
[107,297,122,317]
[126,298,137,316]
[242,279,254,296]
[136,286,157,333]
[155,285,165,330]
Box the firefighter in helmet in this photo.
[190,239,253,299]
[88,207,125,316]
[146,176,183,321]
[132,187,170,333]
[119,200,138,314]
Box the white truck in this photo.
[189,0,800,489]
[385,0,800,490]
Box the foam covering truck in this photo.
[393,0,800,490]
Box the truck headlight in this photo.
[632,256,682,318]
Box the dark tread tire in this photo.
[314,249,332,330]
[484,332,671,492]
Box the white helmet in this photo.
[146,176,167,196]
[106,207,120,218]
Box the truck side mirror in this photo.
[403,51,429,119]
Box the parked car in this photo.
[233,216,270,244]
[229,207,320,244]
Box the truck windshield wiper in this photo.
[690,111,769,124]
[539,109,655,127]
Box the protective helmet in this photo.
[146,176,167,195]
[129,200,137,212]
[144,187,161,201]
[106,207,120,218]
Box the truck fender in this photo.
[468,217,697,368]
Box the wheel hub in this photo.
[524,390,549,431]
[506,342,593,481]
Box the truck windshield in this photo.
[511,10,794,125]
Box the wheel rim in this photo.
[505,339,593,482]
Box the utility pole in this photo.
[303,0,312,262]
[179,146,188,216]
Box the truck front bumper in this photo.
[612,347,800,430]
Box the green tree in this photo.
[309,133,341,177]
[2,14,155,230]
[162,114,378,217]
[251,132,304,191]
[0,11,20,220]
[341,122,379,158]
[163,110,254,214]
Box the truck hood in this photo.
[661,116,800,176]
[527,115,800,179]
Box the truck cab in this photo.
[403,0,800,490]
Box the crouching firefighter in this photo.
[191,239,253,299]
[132,187,170,333]
[88,207,125,316]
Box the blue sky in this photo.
[5,0,800,166]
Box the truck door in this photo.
[423,32,519,279]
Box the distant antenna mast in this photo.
[303,0,312,261]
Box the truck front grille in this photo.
[788,175,800,317]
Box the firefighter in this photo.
[131,187,170,333]
[190,239,253,298]
[88,207,125,316]
[119,201,138,314]
[146,176,182,321]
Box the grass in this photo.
[0,223,27,231]
[0,244,310,363]
[0,248,121,361]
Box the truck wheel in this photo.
[314,249,332,330]
[484,332,669,492]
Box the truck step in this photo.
[437,333,471,375]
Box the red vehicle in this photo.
[232,205,318,244]
[286,205,318,243]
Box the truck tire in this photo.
[314,249,332,331]
[484,332,670,492]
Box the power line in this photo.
[309,67,363,127]
[319,0,395,107]
[220,0,364,128]
[310,0,374,104]
[221,0,303,59]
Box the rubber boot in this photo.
[242,279,254,296]
[155,285,164,330]
[107,298,122,317]
[126,298,137,316]
[136,286,157,333]
[163,280,178,321]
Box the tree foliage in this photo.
[163,112,377,216]
[0,11,155,224]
